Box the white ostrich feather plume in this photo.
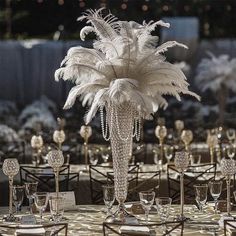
[55,8,200,124]
[195,52,236,92]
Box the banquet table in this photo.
[0,204,231,235]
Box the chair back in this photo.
[0,222,68,236]
[103,220,184,236]
[89,165,139,204]
[20,165,70,192]
[167,163,216,203]
[224,219,236,236]
[127,170,161,201]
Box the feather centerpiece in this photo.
[195,52,236,93]
[55,8,200,223]
[55,8,200,124]
[195,52,236,124]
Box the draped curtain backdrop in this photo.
[0,40,90,106]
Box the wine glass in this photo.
[194,184,208,212]
[2,158,20,222]
[34,192,49,223]
[174,151,189,220]
[12,185,25,214]
[181,130,193,152]
[156,197,172,233]
[102,185,115,218]
[208,180,222,214]
[226,129,236,143]
[221,159,236,216]
[139,191,155,223]
[164,145,174,164]
[49,196,65,223]
[25,182,38,214]
[89,150,98,165]
[226,144,235,159]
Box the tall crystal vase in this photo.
[105,102,135,223]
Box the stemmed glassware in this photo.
[221,159,236,216]
[174,151,189,220]
[12,185,25,214]
[49,196,65,223]
[102,185,115,219]
[139,191,155,223]
[226,144,235,159]
[164,145,174,164]
[181,130,193,152]
[25,182,38,214]
[156,197,172,233]
[34,192,49,223]
[226,128,236,143]
[194,184,208,212]
[89,150,98,165]
[2,158,20,222]
[209,180,222,214]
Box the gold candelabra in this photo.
[206,132,218,164]
[155,125,167,166]
[80,125,92,172]
[53,118,66,150]
[181,130,193,152]
[31,135,44,166]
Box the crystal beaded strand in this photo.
[100,105,111,141]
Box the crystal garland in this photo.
[100,105,141,142]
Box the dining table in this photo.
[0,203,232,235]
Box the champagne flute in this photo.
[209,180,222,214]
[12,185,25,214]
[25,182,38,214]
[194,184,208,212]
[139,191,155,223]
[34,192,48,223]
[102,185,115,218]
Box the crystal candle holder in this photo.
[221,159,236,216]
[2,158,20,222]
[47,150,64,199]
[174,151,189,220]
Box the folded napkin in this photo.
[120,226,150,235]
[15,226,45,236]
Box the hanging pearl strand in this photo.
[133,116,141,141]
[100,105,111,141]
